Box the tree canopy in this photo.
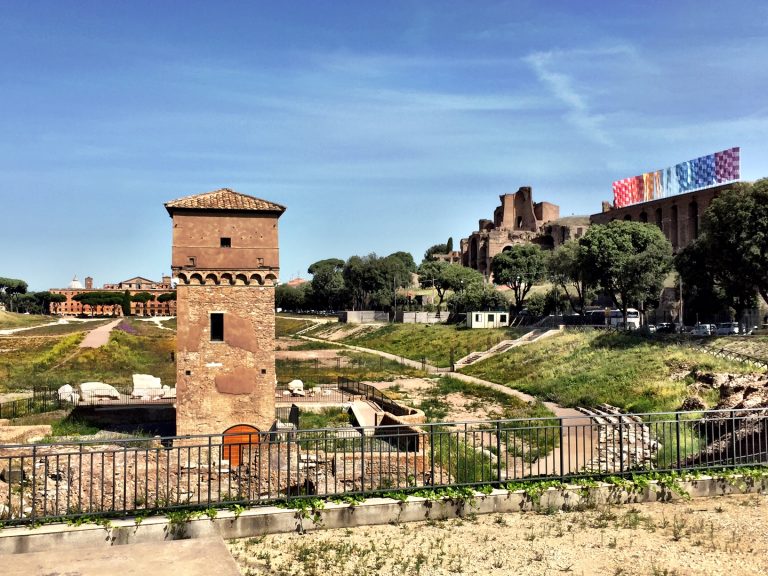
[579,221,673,321]
[547,240,592,313]
[490,244,547,312]
[0,277,28,312]
[675,179,768,323]
[417,261,483,313]
[73,291,124,316]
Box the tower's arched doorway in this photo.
[222,424,260,467]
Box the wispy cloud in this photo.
[524,50,614,146]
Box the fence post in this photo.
[731,410,737,467]
[30,444,37,526]
[559,418,565,479]
[360,431,365,492]
[495,421,502,483]
[618,416,624,474]
[429,425,435,486]
[675,413,681,470]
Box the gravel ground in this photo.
[228,493,768,576]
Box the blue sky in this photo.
[2,1,767,291]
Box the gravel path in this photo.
[228,493,768,576]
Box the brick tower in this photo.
[165,189,286,436]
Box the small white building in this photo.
[467,311,510,329]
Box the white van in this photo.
[609,308,641,330]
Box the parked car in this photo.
[655,322,676,334]
[716,322,740,336]
[691,324,715,337]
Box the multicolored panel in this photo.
[612,147,739,208]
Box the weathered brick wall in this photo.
[176,284,276,436]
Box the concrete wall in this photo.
[2,475,764,555]
[397,312,444,324]
[340,311,390,324]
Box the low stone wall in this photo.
[1,474,765,555]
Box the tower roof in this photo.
[165,188,286,215]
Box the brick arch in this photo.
[264,273,278,285]
[249,273,264,286]
[176,272,189,285]
[189,273,203,286]
[235,273,249,286]
[204,273,219,285]
[220,273,234,285]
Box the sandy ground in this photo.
[227,493,768,576]
[374,377,494,422]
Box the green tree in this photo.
[423,243,449,261]
[307,258,345,275]
[698,179,768,305]
[580,221,673,324]
[309,258,346,311]
[447,283,507,315]
[490,245,547,313]
[131,291,156,316]
[417,260,450,312]
[446,237,454,252]
[276,283,309,312]
[387,251,417,275]
[73,292,123,316]
[121,290,132,316]
[0,277,28,312]
[32,291,66,315]
[548,240,592,313]
[157,291,177,303]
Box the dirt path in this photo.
[228,493,768,576]
[79,319,123,348]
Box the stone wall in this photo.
[176,284,276,436]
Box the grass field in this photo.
[341,323,524,368]
[277,351,427,385]
[461,330,758,413]
[276,316,316,337]
[0,318,175,392]
[0,311,56,330]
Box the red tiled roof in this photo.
[165,188,286,214]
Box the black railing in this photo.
[1,407,767,526]
[0,389,63,420]
[337,378,419,417]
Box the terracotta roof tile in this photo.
[165,188,286,213]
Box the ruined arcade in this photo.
[165,189,286,436]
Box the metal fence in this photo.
[1,407,766,526]
[0,389,63,420]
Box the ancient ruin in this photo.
[459,186,588,278]
[589,182,732,252]
[166,188,286,436]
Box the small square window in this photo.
[210,313,224,342]
[220,237,231,248]
[261,369,267,375]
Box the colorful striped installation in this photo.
[612,147,739,208]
